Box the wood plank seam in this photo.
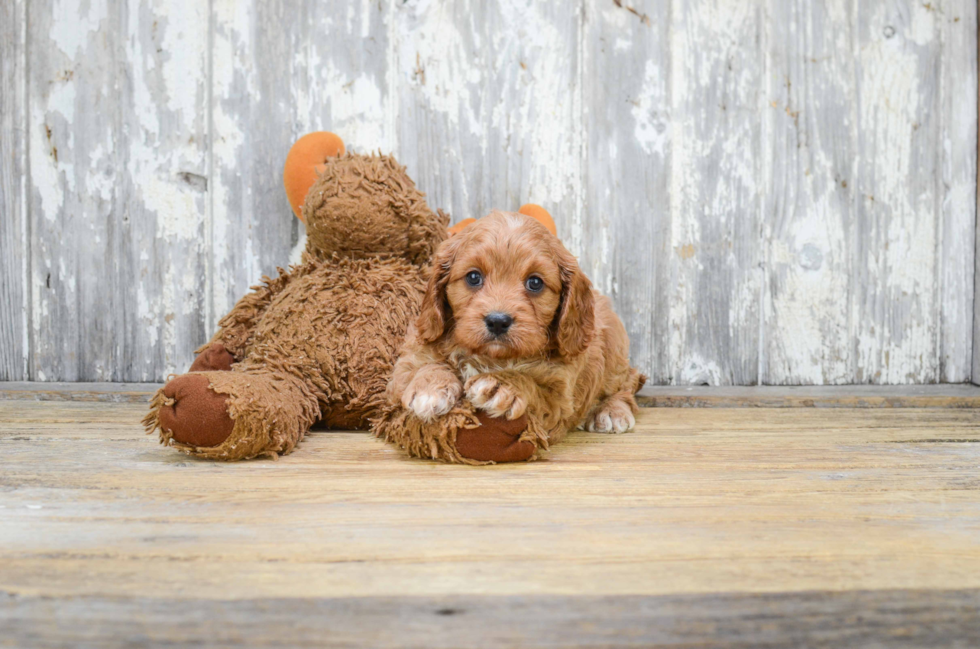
[23,0,31,382]
[0,0,30,381]
[975,0,980,386]
[5,382,980,408]
[205,0,215,341]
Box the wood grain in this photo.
[1,400,979,645]
[0,0,27,381]
[392,0,582,228]
[0,382,162,403]
[3,590,978,648]
[940,0,977,382]
[8,380,980,408]
[210,0,392,332]
[1,403,979,598]
[581,0,670,384]
[668,0,764,385]
[635,382,980,407]
[765,0,977,386]
[763,0,858,385]
[851,1,945,384]
[210,0,304,330]
[26,1,210,381]
[974,0,980,387]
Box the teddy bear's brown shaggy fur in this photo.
[143,150,536,463]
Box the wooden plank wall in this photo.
[0,0,28,380]
[0,0,976,385]
[975,0,980,386]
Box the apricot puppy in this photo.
[387,211,645,446]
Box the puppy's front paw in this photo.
[586,399,635,434]
[403,378,461,422]
[465,375,528,420]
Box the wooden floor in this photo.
[2,395,979,647]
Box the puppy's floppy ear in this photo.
[417,235,462,343]
[552,244,595,357]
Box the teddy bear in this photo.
[143,132,541,463]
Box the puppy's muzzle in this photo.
[484,312,513,338]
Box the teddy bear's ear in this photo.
[447,218,477,236]
[284,132,346,221]
[519,204,557,236]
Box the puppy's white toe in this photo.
[408,389,456,421]
[486,390,527,419]
[592,412,613,432]
[466,377,497,405]
[612,412,635,433]
[465,376,527,420]
[587,403,635,434]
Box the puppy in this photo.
[387,210,645,444]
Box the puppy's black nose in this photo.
[484,312,514,337]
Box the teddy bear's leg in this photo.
[188,343,236,372]
[373,406,538,464]
[145,369,321,460]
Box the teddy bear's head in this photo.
[299,151,448,265]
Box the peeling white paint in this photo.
[398,0,483,133]
[315,68,387,151]
[138,285,158,348]
[159,5,208,116]
[677,353,724,386]
[30,110,65,220]
[51,0,106,58]
[86,141,114,202]
[632,60,668,156]
[907,2,936,47]
[500,0,583,211]
[146,179,201,241]
[856,5,936,383]
[210,0,259,325]
[289,228,308,268]
[46,77,76,128]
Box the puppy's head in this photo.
[417,210,594,360]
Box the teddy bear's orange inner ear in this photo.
[448,218,477,236]
[284,132,346,222]
[518,203,557,236]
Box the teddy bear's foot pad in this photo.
[157,374,235,448]
[455,413,536,463]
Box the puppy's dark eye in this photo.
[465,270,484,288]
[525,276,544,293]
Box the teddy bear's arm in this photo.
[202,265,304,360]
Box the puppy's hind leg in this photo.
[584,369,645,434]
[585,394,637,434]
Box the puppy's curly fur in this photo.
[387,210,646,446]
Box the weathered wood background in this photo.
[0,0,976,385]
